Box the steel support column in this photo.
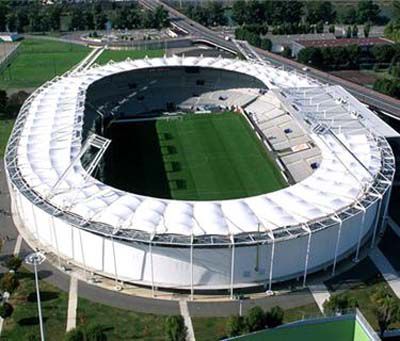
[303,227,312,287]
[354,207,366,262]
[371,196,383,248]
[230,236,235,299]
[190,235,194,301]
[332,217,343,276]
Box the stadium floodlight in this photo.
[25,252,46,341]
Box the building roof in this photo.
[266,33,336,45]
[296,37,391,48]
[8,56,394,240]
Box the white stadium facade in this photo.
[4,55,396,295]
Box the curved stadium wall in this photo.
[4,56,395,293]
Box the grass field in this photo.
[95,48,164,65]
[0,38,90,90]
[104,112,286,200]
[2,268,68,340]
[0,115,14,158]
[77,297,167,340]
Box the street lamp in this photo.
[25,252,46,341]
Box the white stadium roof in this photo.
[11,56,394,238]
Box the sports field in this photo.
[0,38,90,90]
[104,112,286,200]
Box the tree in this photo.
[206,2,227,27]
[323,292,358,314]
[165,315,186,341]
[0,302,13,319]
[394,0,400,20]
[371,287,400,337]
[0,2,9,32]
[226,315,246,337]
[93,4,107,31]
[0,90,8,114]
[306,1,336,24]
[316,21,324,34]
[245,306,265,332]
[364,22,371,38]
[232,0,248,25]
[282,47,292,58]
[6,12,17,32]
[297,47,323,67]
[260,38,272,51]
[357,0,380,24]
[329,24,335,34]
[372,45,395,63]
[346,25,352,38]
[265,306,284,328]
[352,24,359,38]
[154,5,169,29]
[0,272,20,294]
[373,78,399,98]
[6,91,29,118]
[341,5,357,25]
[6,256,22,271]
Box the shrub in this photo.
[6,256,22,271]
[0,272,19,293]
[226,314,246,337]
[64,327,84,341]
[323,292,358,313]
[165,315,186,341]
[265,306,284,328]
[0,302,13,319]
[6,90,29,117]
[245,306,265,332]
[371,287,400,337]
[85,323,107,341]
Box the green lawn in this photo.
[105,112,286,200]
[283,303,322,323]
[0,38,90,91]
[2,268,68,340]
[77,297,167,340]
[95,48,164,65]
[0,115,15,158]
[192,316,229,341]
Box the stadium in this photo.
[4,55,395,295]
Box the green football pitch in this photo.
[104,112,286,200]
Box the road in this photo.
[142,0,400,118]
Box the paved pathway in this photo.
[13,234,22,256]
[370,248,400,298]
[66,276,78,332]
[308,284,331,313]
[179,299,195,341]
